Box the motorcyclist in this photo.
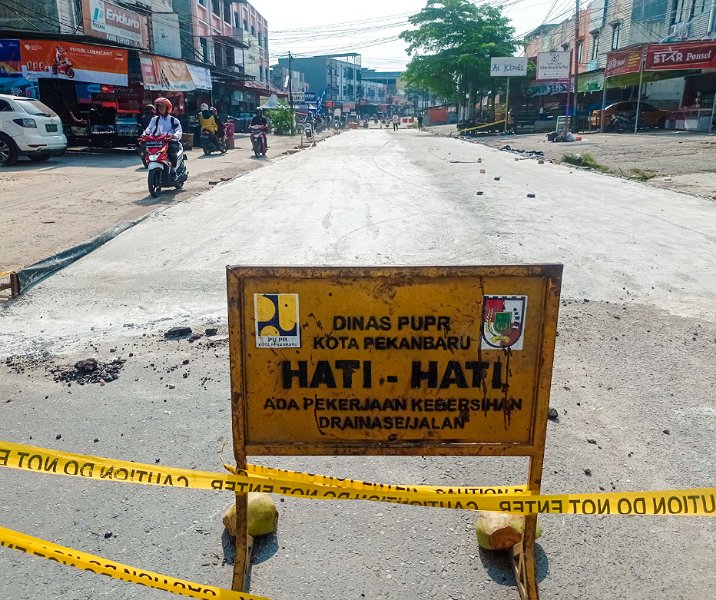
[143,97,182,179]
[250,108,268,128]
[198,103,218,136]
[250,108,268,149]
[210,106,225,143]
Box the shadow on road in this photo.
[478,543,549,586]
[135,189,182,206]
[221,529,279,567]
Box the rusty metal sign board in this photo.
[227,266,562,456]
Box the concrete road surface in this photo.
[0,128,714,600]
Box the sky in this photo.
[251,0,578,71]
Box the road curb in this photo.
[8,212,154,300]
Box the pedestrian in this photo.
[392,113,400,131]
[417,113,424,131]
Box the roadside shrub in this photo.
[561,152,609,173]
[265,107,294,135]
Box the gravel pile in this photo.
[49,357,126,385]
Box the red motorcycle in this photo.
[139,134,188,198]
[249,124,268,157]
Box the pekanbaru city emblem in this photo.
[481,295,528,350]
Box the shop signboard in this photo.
[0,38,36,96]
[646,41,716,71]
[526,79,572,96]
[537,51,570,80]
[490,56,528,76]
[577,70,604,92]
[140,54,194,91]
[304,91,317,101]
[0,39,20,75]
[82,0,150,49]
[604,50,642,77]
[20,40,128,86]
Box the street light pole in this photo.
[288,51,295,136]
[573,0,580,132]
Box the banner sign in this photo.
[227,265,562,453]
[20,40,128,86]
[82,0,150,49]
[187,63,212,90]
[490,57,528,77]
[0,39,20,75]
[646,41,716,71]
[140,53,194,91]
[605,50,643,77]
[537,51,570,80]
[304,91,317,101]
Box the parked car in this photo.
[591,101,667,129]
[230,112,257,133]
[0,94,67,165]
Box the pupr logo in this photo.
[254,293,300,348]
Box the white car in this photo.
[0,94,67,166]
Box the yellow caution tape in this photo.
[1,441,714,516]
[0,525,267,600]
[234,463,528,496]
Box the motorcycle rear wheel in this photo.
[148,169,162,198]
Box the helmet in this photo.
[154,97,172,113]
[144,104,156,114]
[200,103,209,111]
[255,108,263,114]
[210,106,218,114]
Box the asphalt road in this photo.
[0,128,714,600]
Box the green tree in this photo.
[400,0,516,120]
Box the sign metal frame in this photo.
[227,265,562,600]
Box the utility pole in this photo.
[288,51,295,136]
[573,0,580,133]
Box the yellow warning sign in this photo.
[227,266,562,454]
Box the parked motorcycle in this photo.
[607,112,646,133]
[250,124,268,157]
[200,129,226,155]
[140,134,188,197]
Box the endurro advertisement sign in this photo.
[604,50,642,77]
[82,0,150,49]
[537,51,570,80]
[20,40,128,86]
[646,41,716,71]
[490,56,528,76]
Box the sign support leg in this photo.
[512,452,544,599]
[231,451,250,591]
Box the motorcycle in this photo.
[250,124,268,157]
[201,129,226,155]
[140,134,188,197]
[303,121,314,141]
[607,112,645,133]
